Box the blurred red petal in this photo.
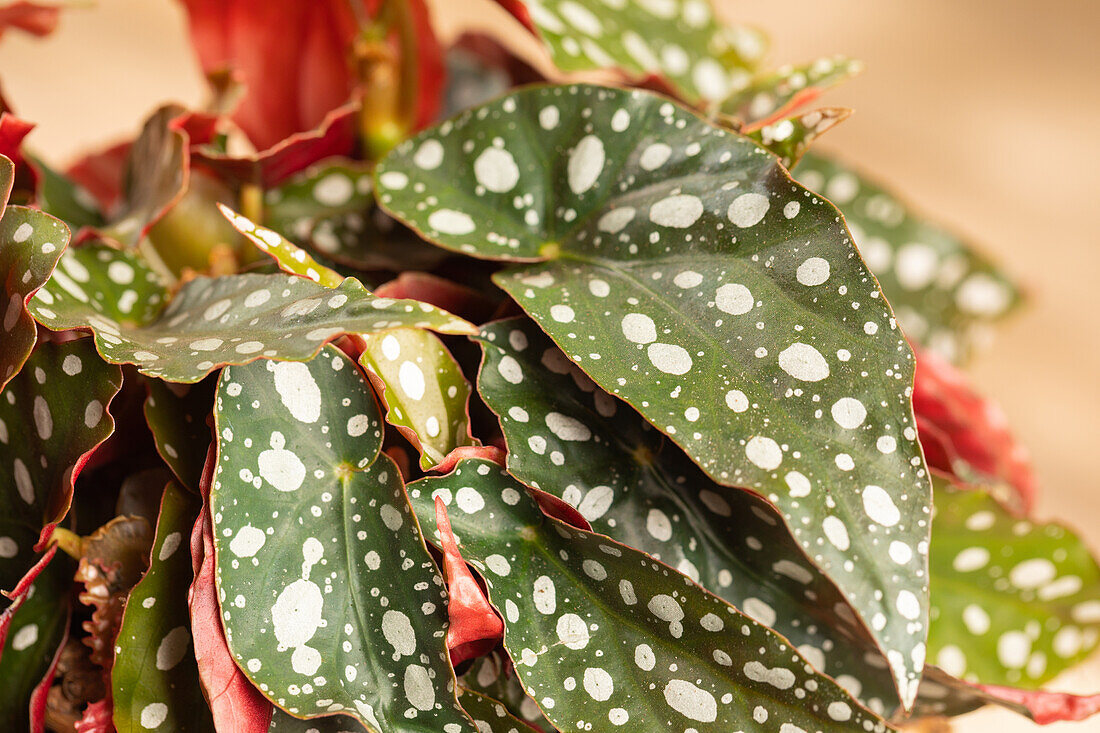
[913,348,1037,513]
[0,2,60,39]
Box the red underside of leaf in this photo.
[65,141,130,212]
[434,496,504,666]
[526,486,593,532]
[189,444,273,732]
[974,683,1100,725]
[191,102,357,188]
[432,445,506,475]
[29,613,69,733]
[742,87,824,132]
[913,348,1037,512]
[375,271,498,322]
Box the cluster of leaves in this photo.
[0,0,1094,732]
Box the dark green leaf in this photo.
[28,153,106,231]
[0,339,123,596]
[928,483,1100,688]
[143,379,214,493]
[719,57,863,125]
[461,657,554,732]
[29,243,475,383]
[112,481,214,732]
[475,317,902,714]
[0,549,74,729]
[794,153,1022,362]
[746,108,850,169]
[211,346,476,731]
[377,84,932,704]
[410,459,889,732]
[494,0,767,105]
[264,160,449,273]
[457,687,540,733]
[0,192,71,391]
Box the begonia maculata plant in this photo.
[1,1,1097,732]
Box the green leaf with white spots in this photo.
[221,205,344,288]
[719,56,863,125]
[457,687,541,733]
[143,378,214,493]
[928,483,1100,688]
[0,195,71,392]
[461,657,554,732]
[495,0,767,105]
[268,708,369,732]
[376,84,932,706]
[794,153,1023,363]
[746,108,851,170]
[112,481,214,733]
[0,549,74,728]
[264,160,449,274]
[0,339,123,594]
[410,459,889,733]
[475,317,902,714]
[211,346,476,732]
[28,243,476,383]
[360,329,477,470]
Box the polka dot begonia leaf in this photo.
[718,56,863,126]
[376,84,933,706]
[143,378,214,494]
[359,328,478,470]
[927,482,1100,689]
[28,152,106,231]
[263,159,450,274]
[268,707,367,732]
[461,657,555,732]
[493,0,768,105]
[409,459,889,732]
[0,548,74,730]
[221,208,480,471]
[211,346,477,732]
[746,107,851,170]
[794,153,1023,363]
[112,482,214,733]
[457,687,541,733]
[28,243,475,383]
[0,167,72,392]
[0,339,123,598]
[475,318,902,713]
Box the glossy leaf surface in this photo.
[476,317,901,712]
[28,243,474,383]
[377,84,931,703]
[360,329,477,469]
[0,339,122,598]
[457,687,539,733]
[112,482,213,732]
[928,484,1100,688]
[211,346,475,731]
[746,107,850,169]
[410,459,887,732]
[493,0,767,104]
[720,57,862,126]
[264,161,450,273]
[0,549,72,729]
[143,379,215,493]
[795,153,1022,362]
[0,175,71,391]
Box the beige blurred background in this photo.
[1,0,1097,730]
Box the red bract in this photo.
[433,496,504,666]
[188,445,273,732]
[178,0,444,152]
[973,683,1100,725]
[913,348,1038,513]
[0,1,59,39]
